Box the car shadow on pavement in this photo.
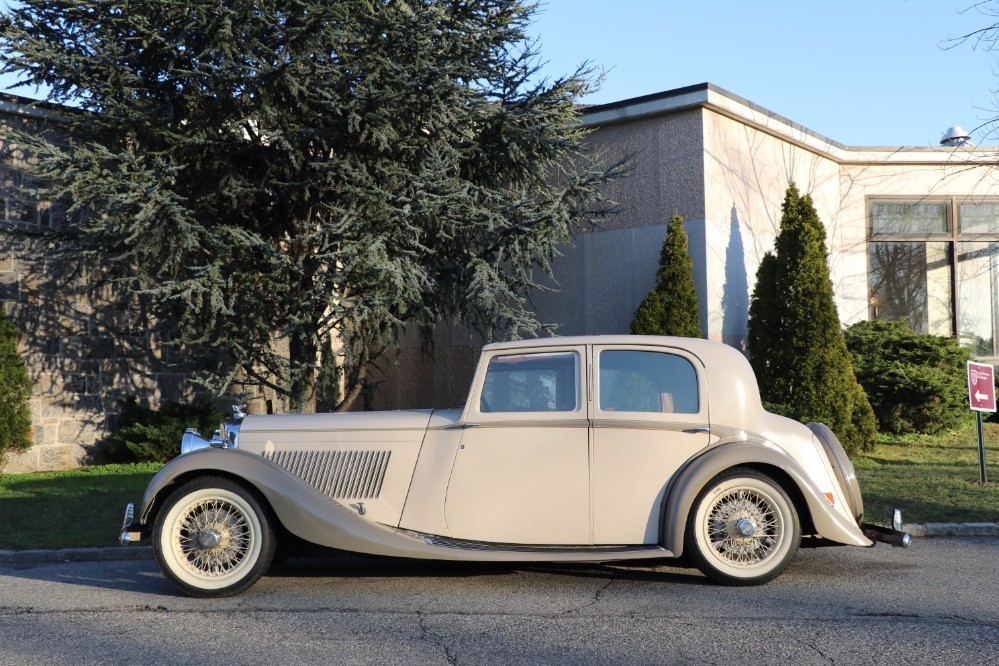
[0,559,177,596]
[518,561,714,586]
[1,555,709,599]
[266,555,713,586]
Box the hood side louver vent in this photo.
[264,449,391,499]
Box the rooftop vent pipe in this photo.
[940,126,972,146]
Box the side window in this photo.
[480,352,578,413]
[599,350,699,414]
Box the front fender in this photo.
[662,439,872,556]
[138,448,447,559]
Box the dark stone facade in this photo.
[0,95,200,473]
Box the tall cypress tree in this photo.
[631,214,702,338]
[747,184,876,453]
[746,252,779,391]
[0,307,32,466]
[0,1,626,412]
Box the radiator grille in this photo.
[264,449,392,499]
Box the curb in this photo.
[902,522,999,538]
[0,546,153,565]
[2,524,997,566]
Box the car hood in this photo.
[239,409,435,433]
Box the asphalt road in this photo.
[0,538,996,665]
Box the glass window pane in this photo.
[959,204,999,235]
[871,203,947,235]
[868,242,953,335]
[480,352,578,412]
[957,242,998,356]
[599,350,698,414]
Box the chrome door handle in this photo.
[445,422,480,430]
[683,426,710,434]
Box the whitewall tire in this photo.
[153,476,276,598]
[686,468,800,586]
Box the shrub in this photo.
[747,184,877,454]
[631,214,702,338]
[844,320,972,434]
[0,307,33,466]
[107,398,225,463]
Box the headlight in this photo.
[179,406,245,455]
[180,429,211,455]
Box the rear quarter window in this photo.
[599,350,699,414]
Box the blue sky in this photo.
[2,1,997,146]
[530,1,999,146]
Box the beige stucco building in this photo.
[4,83,999,471]
[375,83,999,409]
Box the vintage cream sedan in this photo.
[120,336,909,597]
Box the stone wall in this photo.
[0,95,200,473]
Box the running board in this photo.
[398,530,673,562]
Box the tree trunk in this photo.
[335,364,366,412]
[288,330,318,413]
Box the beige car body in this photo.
[133,335,873,563]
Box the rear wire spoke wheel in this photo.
[686,468,800,585]
[154,477,276,598]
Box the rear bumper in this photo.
[861,509,911,548]
[861,523,912,548]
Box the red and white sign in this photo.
[967,361,997,413]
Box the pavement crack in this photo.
[417,610,458,665]
[3,603,996,632]
[562,577,614,615]
[804,638,834,664]
[850,611,999,629]
[851,611,923,619]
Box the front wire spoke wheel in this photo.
[154,477,276,598]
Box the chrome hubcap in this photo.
[198,530,221,549]
[736,518,757,537]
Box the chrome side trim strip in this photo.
[399,530,669,555]
[591,419,710,432]
[430,420,590,430]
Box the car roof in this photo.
[482,335,729,358]
[482,336,764,422]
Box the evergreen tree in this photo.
[631,214,702,338]
[0,307,32,466]
[0,1,625,412]
[746,252,778,391]
[747,184,876,453]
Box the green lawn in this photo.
[0,462,162,550]
[0,423,997,550]
[855,419,999,524]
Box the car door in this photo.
[590,344,710,545]
[444,346,590,545]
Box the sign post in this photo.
[967,361,996,484]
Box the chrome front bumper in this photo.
[118,502,146,546]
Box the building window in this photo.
[868,200,999,357]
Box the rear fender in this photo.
[663,440,872,556]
